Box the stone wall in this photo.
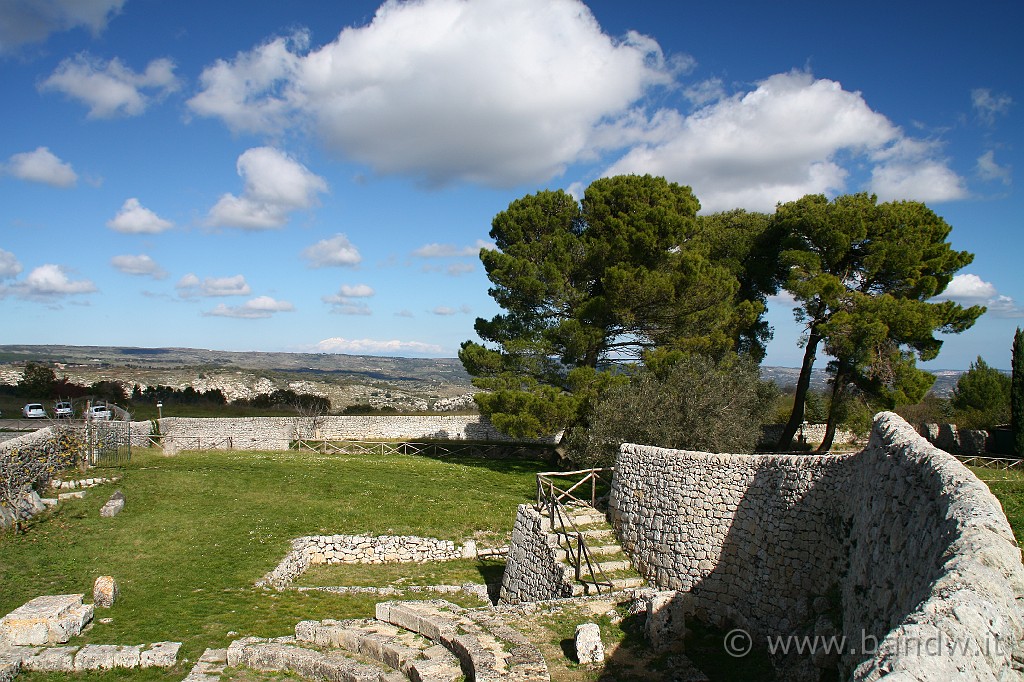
[157,415,554,454]
[608,412,1024,680]
[917,422,989,455]
[257,534,471,589]
[500,505,575,605]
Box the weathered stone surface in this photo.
[645,591,690,652]
[604,412,1024,680]
[99,492,124,518]
[21,646,79,672]
[574,623,604,665]
[183,647,227,682]
[93,576,119,608]
[0,595,93,646]
[73,644,141,670]
[140,641,180,668]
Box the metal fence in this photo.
[87,420,131,467]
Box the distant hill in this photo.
[0,345,967,404]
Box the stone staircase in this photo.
[545,505,645,598]
[226,598,549,682]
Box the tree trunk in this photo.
[816,369,847,453]
[777,328,822,449]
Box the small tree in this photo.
[17,362,57,398]
[951,356,1011,430]
[565,354,777,467]
[1012,328,1024,455]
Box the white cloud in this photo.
[431,304,471,316]
[933,273,1024,319]
[976,150,1012,185]
[0,249,23,279]
[188,0,680,187]
[39,54,180,118]
[15,264,96,298]
[0,0,125,53]
[176,273,251,297]
[302,233,361,267]
[208,147,328,229]
[106,198,173,234]
[4,147,78,187]
[971,88,1012,125]
[204,296,295,319]
[412,240,492,258]
[605,70,966,211]
[110,254,166,278]
[446,263,475,276]
[322,283,375,314]
[314,336,445,356]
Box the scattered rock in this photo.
[574,622,604,665]
[99,492,124,518]
[93,577,118,608]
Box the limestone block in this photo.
[74,643,141,667]
[140,641,181,668]
[100,491,125,518]
[58,491,86,501]
[0,595,92,646]
[21,646,79,672]
[574,623,604,665]
[93,576,119,608]
[0,649,21,682]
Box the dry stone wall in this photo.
[158,415,554,453]
[500,505,575,605]
[609,412,1024,680]
[257,534,471,589]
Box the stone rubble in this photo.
[99,491,124,518]
[0,595,93,646]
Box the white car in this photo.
[88,405,112,421]
[22,403,47,418]
[54,401,74,418]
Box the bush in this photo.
[565,354,778,467]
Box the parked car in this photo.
[87,405,112,421]
[54,401,74,418]
[22,403,47,418]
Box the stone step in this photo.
[553,544,621,563]
[571,576,647,597]
[0,595,93,646]
[183,647,227,682]
[375,599,548,682]
[227,636,405,682]
[294,619,461,682]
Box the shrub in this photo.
[565,354,778,467]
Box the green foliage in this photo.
[565,354,778,467]
[895,392,953,427]
[775,193,982,448]
[462,175,773,438]
[17,361,57,398]
[1013,328,1024,455]
[952,356,1011,430]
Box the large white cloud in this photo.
[176,273,251,298]
[39,54,180,118]
[204,296,295,319]
[208,147,328,229]
[107,198,173,234]
[188,0,678,187]
[314,336,445,356]
[605,71,965,211]
[4,147,78,187]
[0,0,124,53]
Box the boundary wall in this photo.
[608,412,1024,680]
[156,416,554,453]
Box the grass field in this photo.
[3,451,1024,682]
[0,447,549,681]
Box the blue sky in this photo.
[0,0,1020,369]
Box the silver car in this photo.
[22,403,46,418]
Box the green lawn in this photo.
[0,447,547,679]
